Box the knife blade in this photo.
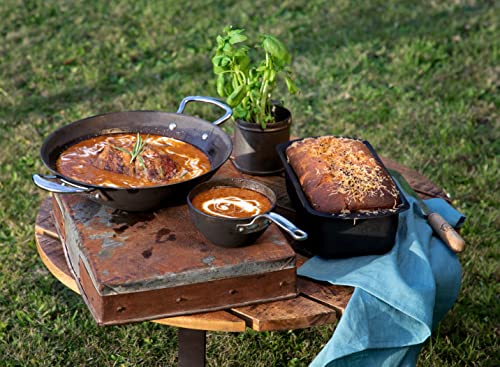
[388,169,465,253]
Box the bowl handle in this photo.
[237,212,308,241]
[177,96,233,126]
[32,174,94,193]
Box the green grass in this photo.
[0,0,498,366]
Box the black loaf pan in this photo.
[276,137,410,259]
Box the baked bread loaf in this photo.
[286,136,400,213]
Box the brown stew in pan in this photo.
[191,186,272,219]
[56,133,211,188]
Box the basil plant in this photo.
[212,26,299,129]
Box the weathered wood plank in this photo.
[154,311,246,332]
[35,231,80,294]
[51,189,297,325]
[35,195,59,239]
[35,226,251,331]
[77,260,297,326]
[295,254,354,316]
[52,192,296,294]
[231,296,337,331]
[382,158,450,201]
[297,278,353,316]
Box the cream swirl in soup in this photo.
[192,187,272,219]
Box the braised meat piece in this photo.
[92,141,177,183]
[92,145,134,176]
[134,146,177,182]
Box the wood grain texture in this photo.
[154,311,246,332]
[35,195,59,238]
[35,230,79,294]
[77,258,297,326]
[50,187,298,325]
[296,254,353,316]
[382,158,450,202]
[297,278,353,316]
[427,212,465,252]
[35,199,339,332]
[231,296,337,331]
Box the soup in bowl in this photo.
[187,178,307,248]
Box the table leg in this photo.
[178,328,206,367]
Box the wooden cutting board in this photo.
[51,193,297,325]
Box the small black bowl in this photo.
[187,178,307,248]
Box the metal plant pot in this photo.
[232,105,291,176]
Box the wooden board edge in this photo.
[230,295,337,332]
[153,311,247,332]
[35,232,80,294]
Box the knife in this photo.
[388,169,465,253]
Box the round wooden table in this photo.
[34,158,449,367]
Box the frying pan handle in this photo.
[237,212,308,241]
[177,96,233,126]
[32,174,94,193]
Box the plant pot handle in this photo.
[177,96,233,126]
[236,212,308,241]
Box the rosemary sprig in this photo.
[130,133,147,163]
[112,133,148,169]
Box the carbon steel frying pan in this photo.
[33,96,233,211]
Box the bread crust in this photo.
[286,137,399,213]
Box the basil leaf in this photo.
[229,32,248,44]
[216,74,226,97]
[226,85,247,107]
[262,35,291,64]
[220,56,231,67]
[212,55,224,67]
[285,76,299,94]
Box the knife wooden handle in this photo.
[428,212,465,253]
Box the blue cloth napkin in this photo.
[297,196,465,367]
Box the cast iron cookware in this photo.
[33,96,233,211]
[187,178,308,248]
[276,138,410,258]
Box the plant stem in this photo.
[257,51,272,126]
[259,79,269,126]
[235,69,246,87]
